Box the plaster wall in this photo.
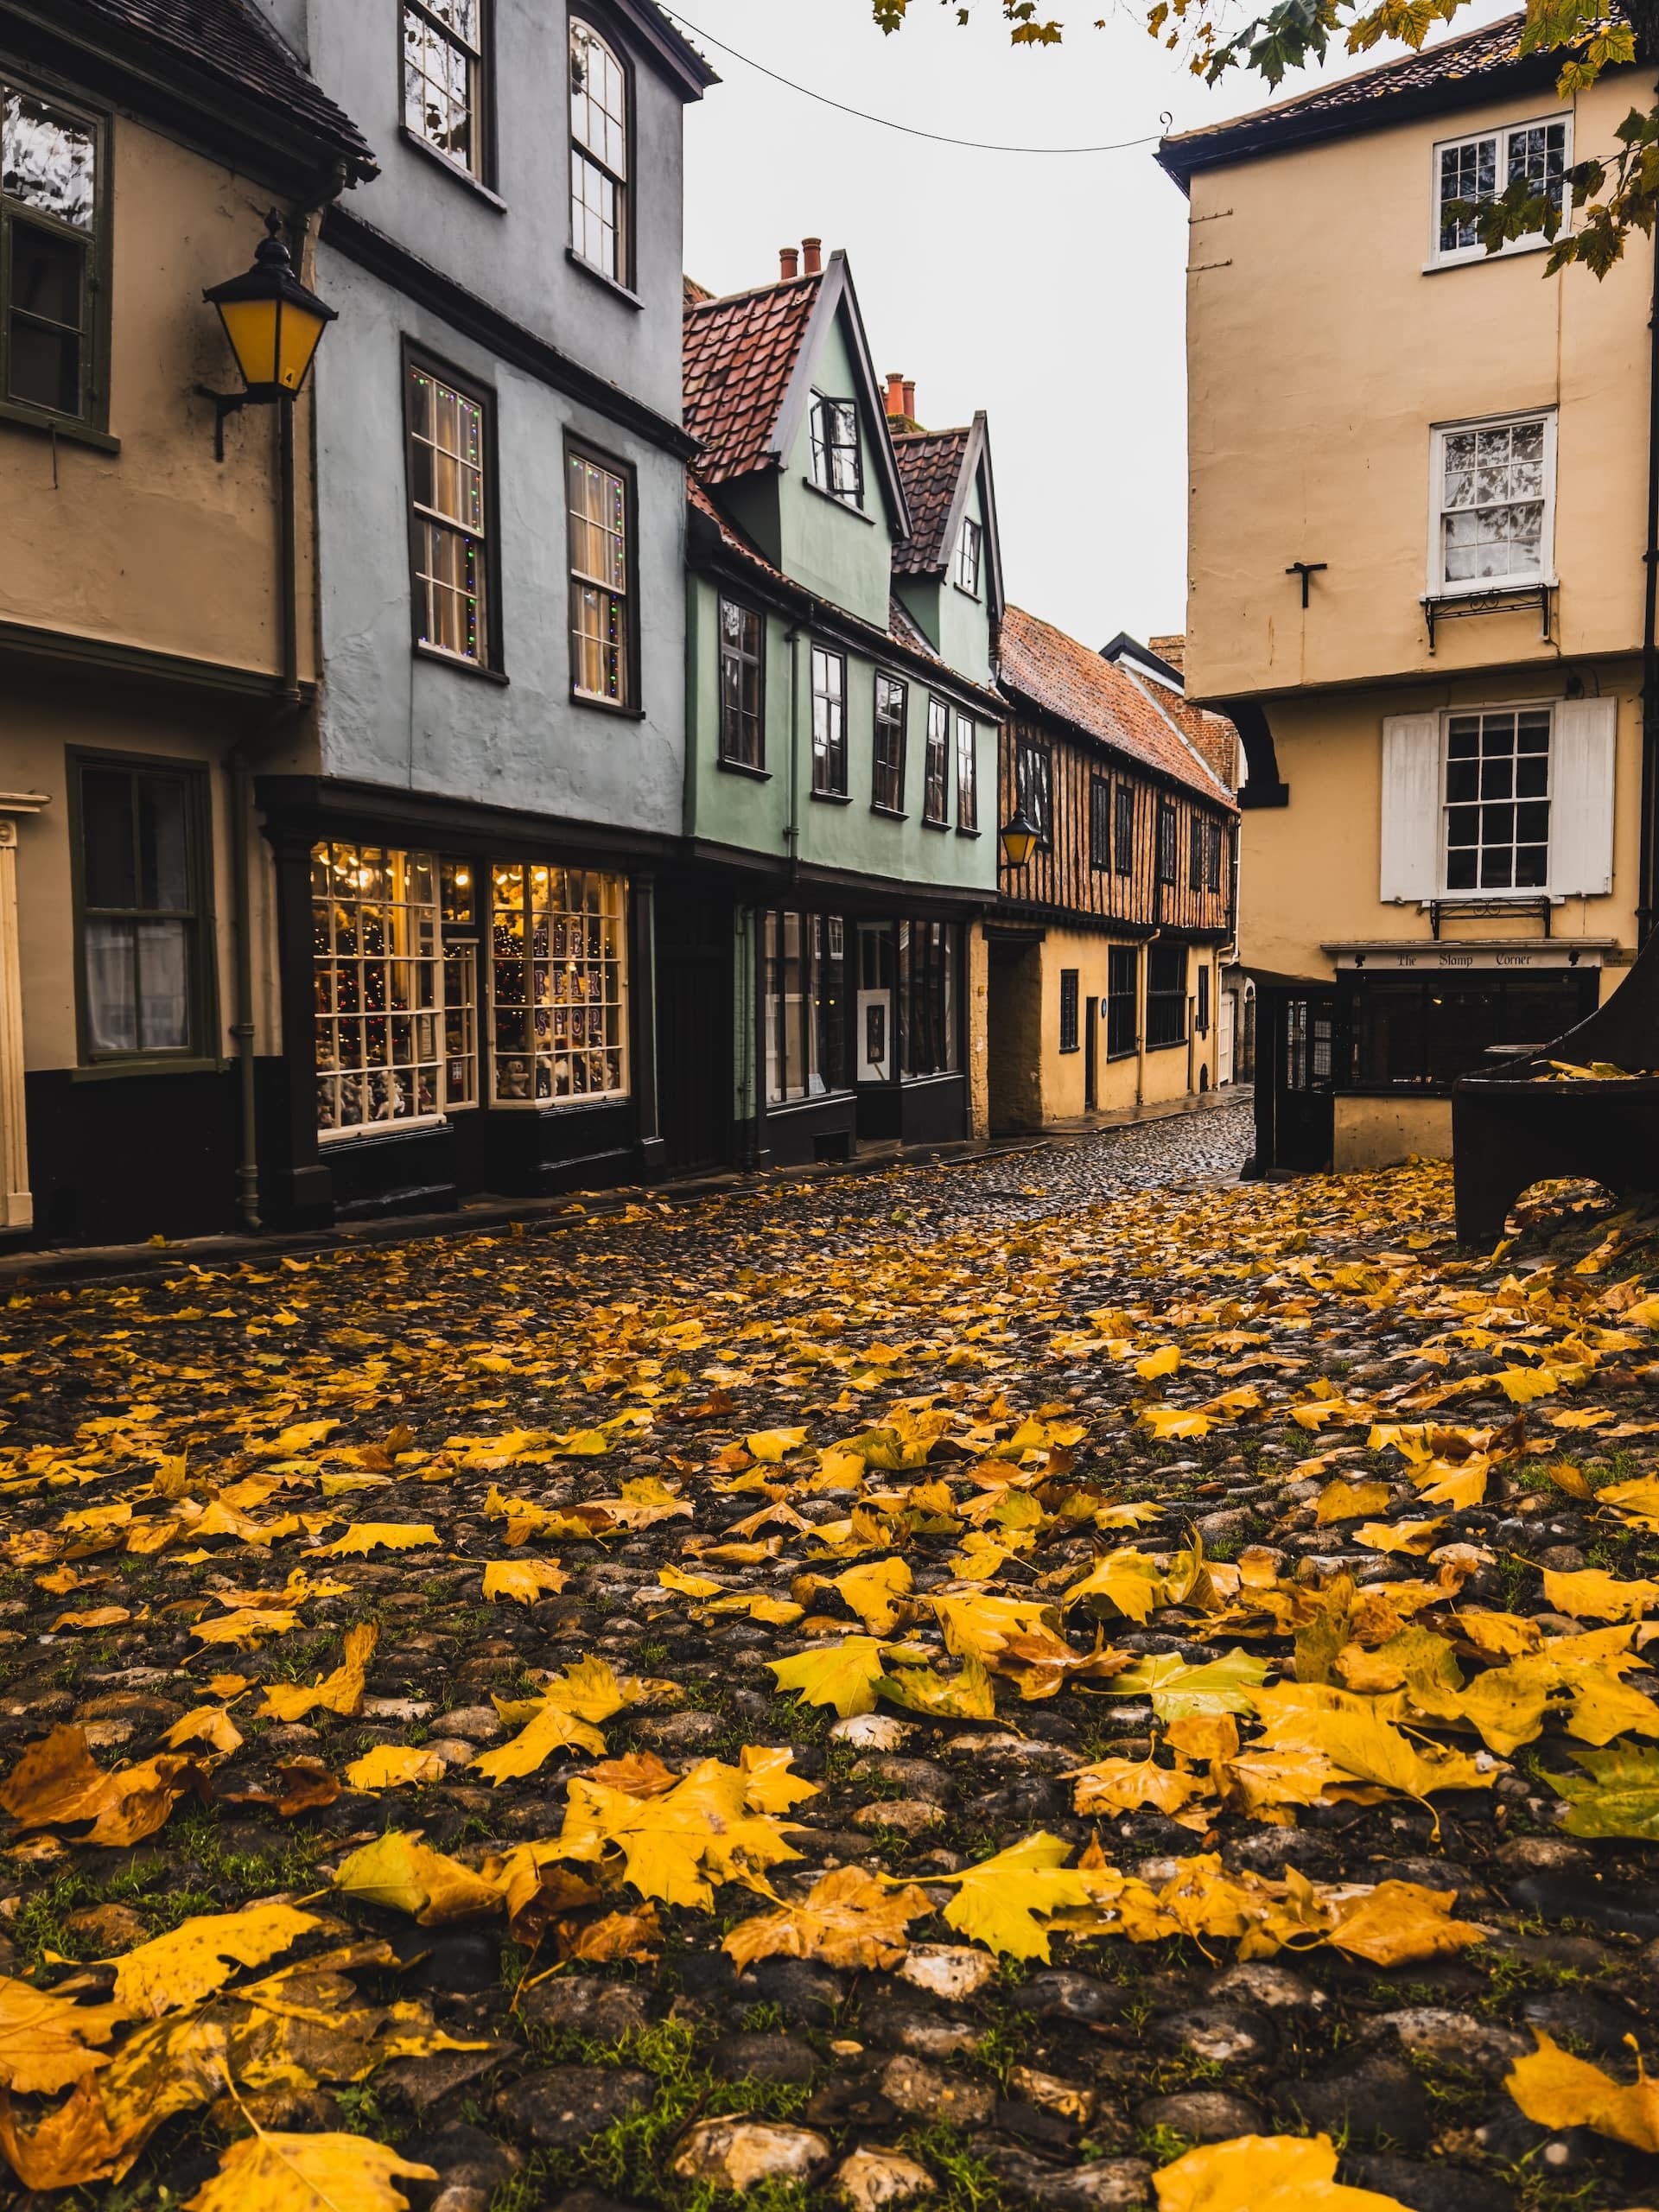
[1332,1093,1454,1168]
[775,313,899,632]
[276,0,689,423]
[683,576,996,894]
[1182,72,1649,702]
[308,245,686,831]
[989,931,1217,1128]
[931,474,993,688]
[0,116,315,678]
[1236,663,1641,981]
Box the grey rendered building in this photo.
[249,0,715,1223]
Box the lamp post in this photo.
[198,208,336,460]
[999,800,1040,871]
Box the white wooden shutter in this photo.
[1379,712,1441,902]
[1549,696,1617,897]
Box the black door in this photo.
[656,893,734,1174]
[1269,987,1337,1170]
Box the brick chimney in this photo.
[779,245,799,280]
[801,237,822,276]
[885,372,905,417]
[902,378,917,422]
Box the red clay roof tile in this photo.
[892,428,969,575]
[999,605,1236,807]
[683,274,822,484]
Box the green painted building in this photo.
[658,242,1005,1172]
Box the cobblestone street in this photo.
[1,1115,1658,2210]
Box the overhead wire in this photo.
[660,6,1172,154]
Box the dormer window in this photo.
[1432,117,1568,266]
[956,517,982,597]
[809,395,861,507]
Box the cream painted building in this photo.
[1160,15,1649,1173]
[988,613,1238,1132]
[0,0,373,1244]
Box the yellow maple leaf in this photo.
[472,1701,607,1783]
[259,1621,378,1723]
[1496,1366,1560,1404]
[1355,1519,1446,1556]
[1313,1478,1389,1525]
[1153,2130,1408,2210]
[317,1522,439,1557]
[1135,1344,1181,1379]
[346,1745,448,1791]
[1542,1566,1659,1623]
[1071,1758,1209,1822]
[833,1555,913,1632]
[556,1758,804,1909]
[931,1833,1095,1961]
[182,2132,438,2212]
[737,1745,819,1814]
[879,1652,999,1719]
[1322,1879,1486,1967]
[190,1606,299,1649]
[160,1706,244,1756]
[1506,2029,1659,2152]
[332,1830,505,1924]
[481,1558,568,1604]
[747,1427,809,1462]
[768,1636,893,1717]
[1063,1549,1165,1623]
[1251,1685,1494,1807]
[111,1902,320,2017]
[0,1976,125,2094]
[724,1865,932,1971]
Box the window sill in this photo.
[955,825,982,837]
[572,689,645,720]
[416,643,511,685]
[72,1056,226,1083]
[1427,576,1556,605]
[800,477,875,524]
[1422,234,1556,275]
[1145,1038,1189,1052]
[566,246,643,308]
[810,788,853,804]
[921,816,950,831]
[488,1094,630,1114]
[1058,1044,1081,1056]
[717,755,772,781]
[951,582,982,604]
[0,400,118,453]
[870,803,908,821]
[399,125,506,210]
[319,1115,448,1146]
[1106,1046,1140,1063]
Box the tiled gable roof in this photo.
[76,0,376,172]
[683,274,822,484]
[1158,10,1595,181]
[892,428,969,575]
[999,605,1236,808]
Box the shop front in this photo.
[260,788,668,1224]
[754,903,971,1167]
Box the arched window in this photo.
[569,21,627,283]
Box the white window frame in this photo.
[1439,700,1555,898]
[1427,407,1556,601]
[1427,113,1573,270]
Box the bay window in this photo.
[313,843,442,1135]
[489,864,628,1104]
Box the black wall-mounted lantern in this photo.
[999,800,1040,870]
[198,210,336,460]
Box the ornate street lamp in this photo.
[999,800,1040,870]
[199,209,336,459]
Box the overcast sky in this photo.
[673,0,1510,653]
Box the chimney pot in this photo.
[802,236,822,276]
[885,372,905,417]
[902,378,917,422]
[779,245,799,280]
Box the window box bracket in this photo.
[1421,581,1553,653]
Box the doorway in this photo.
[656,890,734,1174]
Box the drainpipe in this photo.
[1641,203,1659,942]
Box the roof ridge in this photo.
[1120,665,1236,803]
[1166,9,1526,148]
[684,271,823,317]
